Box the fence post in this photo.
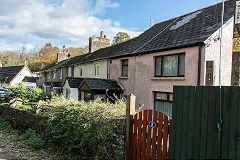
[126,94,136,160]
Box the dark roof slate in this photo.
[83,78,123,92]
[66,0,234,66]
[66,77,84,88]
[43,81,61,87]
[40,58,72,72]
[23,76,37,83]
[41,0,234,69]
[0,65,25,83]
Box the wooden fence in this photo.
[126,94,171,160]
[170,86,240,159]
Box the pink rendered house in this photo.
[109,0,234,117]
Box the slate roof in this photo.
[0,65,25,83]
[40,58,72,72]
[64,0,233,66]
[43,81,61,87]
[52,82,61,88]
[82,78,124,92]
[65,77,84,88]
[23,76,37,83]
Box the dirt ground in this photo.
[0,130,61,160]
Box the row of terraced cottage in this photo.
[37,0,234,117]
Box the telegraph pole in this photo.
[232,0,240,85]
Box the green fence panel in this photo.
[171,86,240,159]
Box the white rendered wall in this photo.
[203,17,234,86]
[10,66,32,86]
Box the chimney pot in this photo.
[100,31,103,38]
[104,35,106,39]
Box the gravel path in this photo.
[0,147,18,160]
[0,129,62,160]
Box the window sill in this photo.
[119,76,128,79]
[151,77,185,81]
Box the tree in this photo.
[0,51,20,66]
[67,46,88,57]
[112,32,131,45]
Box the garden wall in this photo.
[0,105,126,159]
[0,105,47,133]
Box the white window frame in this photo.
[67,67,72,77]
[79,67,83,77]
[53,71,56,79]
[60,68,63,79]
[94,64,100,76]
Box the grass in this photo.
[16,128,45,150]
[0,116,14,133]
[0,116,45,150]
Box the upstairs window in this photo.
[79,67,83,77]
[60,68,63,79]
[95,64,100,76]
[155,53,185,77]
[47,72,51,79]
[205,61,214,86]
[53,71,56,79]
[122,59,128,77]
[67,67,72,77]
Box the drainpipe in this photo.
[197,44,203,85]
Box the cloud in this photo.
[0,0,141,51]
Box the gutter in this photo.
[197,44,203,85]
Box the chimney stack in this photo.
[57,45,69,63]
[89,31,110,53]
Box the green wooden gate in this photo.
[170,86,240,159]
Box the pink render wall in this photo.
[110,46,200,110]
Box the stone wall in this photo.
[0,105,127,159]
[112,118,126,159]
[0,105,47,133]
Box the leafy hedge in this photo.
[6,83,51,102]
[46,97,126,159]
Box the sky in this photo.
[0,0,223,52]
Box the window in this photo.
[53,71,56,79]
[84,92,92,102]
[60,68,63,79]
[122,59,128,77]
[205,61,214,86]
[47,72,51,79]
[155,53,185,77]
[154,92,173,117]
[67,67,71,77]
[93,94,106,102]
[95,64,100,76]
[79,67,83,76]
[65,89,69,99]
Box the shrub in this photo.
[14,104,35,111]
[0,116,14,132]
[46,97,126,159]
[17,128,45,150]
[6,83,51,102]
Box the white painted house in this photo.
[0,65,33,87]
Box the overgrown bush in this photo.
[46,97,126,159]
[6,83,51,102]
[0,116,14,133]
[17,128,45,150]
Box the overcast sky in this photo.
[0,0,221,52]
